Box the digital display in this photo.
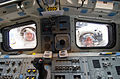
[9,23,37,49]
[92,60,101,68]
[116,66,120,75]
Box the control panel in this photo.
[87,56,120,79]
[0,58,38,79]
[52,56,120,79]
[41,16,70,52]
[52,57,90,79]
[0,55,120,79]
[0,57,51,79]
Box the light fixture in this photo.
[44,0,56,7]
[67,0,78,4]
[78,0,88,4]
[67,0,88,5]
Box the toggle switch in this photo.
[32,76,36,79]
[26,76,30,79]
[27,69,31,73]
[32,69,36,73]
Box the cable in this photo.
[42,0,47,6]
[41,0,49,7]
[59,0,61,10]
[77,0,85,9]
[36,0,43,9]
[18,1,24,12]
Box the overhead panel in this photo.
[95,1,113,10]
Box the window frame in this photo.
[1,21,38,52]
[0,0,22,6]
[75,18,116,49]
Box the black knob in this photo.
[97,76,102,79]
[18,61,22,66]
[12,62,15,66]
[31,58,48,79]
[60,40,65,46]
[7,68,11,73]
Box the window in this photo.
[0,0,22,6]
[75,19,116,48]
[2,21,37,51]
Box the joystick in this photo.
[31,58,48,79]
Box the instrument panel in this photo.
[52,56,120,79]
[0,0,120,79]
[0,54,120,79]
[0,58,39,79]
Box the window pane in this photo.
[76,22,108,47]
[9,24,37,49]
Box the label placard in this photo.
[47,7,57,11]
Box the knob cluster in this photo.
[55,66,81,71]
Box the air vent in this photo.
[10,16,30,21]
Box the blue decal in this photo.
[19,74,23,79]
[18,12,26,16]
[63,7,69,11]
[60,24,63,28]
[108,12,117,16]
[80,9,88,13]
[4,55,9,58]
[116,53,120,56]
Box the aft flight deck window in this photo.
[75,20,116,48]
[9,24,37,49]
[2,21,37,51]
